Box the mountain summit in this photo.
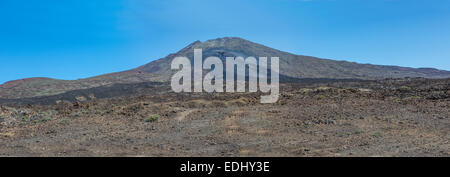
[1,37,450,99]
[135,37,450,81]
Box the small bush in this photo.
[22,116,29,122]
[317,95,325,100]
[59,119,70,125]
[354,130,364,135]
[404,96,421,100]
[372,131,382,137]
[145,114,160,122]
[399,86,412,91]
[297,88,312,94]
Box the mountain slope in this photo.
[135,37,450,81]
[1,37,450,99]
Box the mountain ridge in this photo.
[1,37,450,99]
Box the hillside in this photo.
[1,37,450,99]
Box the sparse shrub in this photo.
[81,110,89,114]
[317,95,325,100]
[75,96,87,102]
[297,88,312,94]
[145,114,160,122]
[399,86,412,91]
[372,131,382,137]
[22,116,29,122]
[404,96,421,100]
[354,130,364,135]
[59,119,70,125]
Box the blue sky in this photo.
[1,0,450,84]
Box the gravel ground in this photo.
[0,78,449,156]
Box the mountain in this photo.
[1,37,450,99]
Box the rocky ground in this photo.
[0,78,449,156]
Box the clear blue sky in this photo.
[1,0,450,84]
